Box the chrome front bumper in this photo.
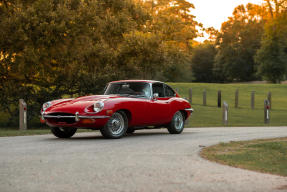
[41,112,110,122]
[184,108,194,113]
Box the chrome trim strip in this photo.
[43,115,110,119]
[79,115,110,119]
[185,108,194,112]
[44,115,75,118]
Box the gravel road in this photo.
[0,127,287,192]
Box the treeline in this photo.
[0,0,198,125]
[192,0,287,83]
[0,0,286,126]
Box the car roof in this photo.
[110,80,164,84]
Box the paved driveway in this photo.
[0,127,287,192]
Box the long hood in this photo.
[45,95,120,114]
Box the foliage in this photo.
[0,0,198,126]
[190,42,216,82]
[255,10,287,83]
[159,42,192,82]
[118,31,163,79]
[214,3,266,82]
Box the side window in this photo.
[152,83,164,97]
[164,85,175,97]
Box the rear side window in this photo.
[152,83,165,97]
[164,85,175,97]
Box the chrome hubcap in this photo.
[110,113,124,135]
[174,112,183,131]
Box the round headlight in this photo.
[42,101,51,111]
[93,101,104,113]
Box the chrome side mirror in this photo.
[153,93,159,100]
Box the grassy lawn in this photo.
[168,83,287,127]
[200,137,287,176]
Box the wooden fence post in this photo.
[264,99,270,124]
[267,92,272,110]
[222,101,228,125]
[19,99,27,130]
[235,89,239,108]
[203,89,206,106]
[189,88,192,104]
[251,91,255,110]
[217,90,221,108]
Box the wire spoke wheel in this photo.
[101,111,128,139]
[174,112,184,131]
[167,111,185,134]
[110,113,125,135]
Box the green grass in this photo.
[168,83,287,127]
[201,137,287,176]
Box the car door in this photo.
[163,84,177,119]
[147,83,171,125]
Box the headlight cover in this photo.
[42,101,51,112]
[93,101,104,113]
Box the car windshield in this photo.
[104,82,151,98]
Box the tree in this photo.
[0,0,149,125]
[0,0,200,126]
[118,31,164,79]
[214,3,267,82]
[159,42,192,82]
[264,0,287,18]
[255,10,287,83]
[143,0,199,51]
[140,0,198,81]
[190,42,216,82]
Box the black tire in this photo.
[126,128,135,134]
[100,111,128,139]
[167,111,185,134]
[51,127,77,138]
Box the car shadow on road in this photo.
[42,131,194,141]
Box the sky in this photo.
[190,0,264,41]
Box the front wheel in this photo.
[51,127,77,138]
[100,111,128,139]
[167,111,185,134]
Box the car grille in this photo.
[46,112,76,124]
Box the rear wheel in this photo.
[51,127,77,138]
[167,111,185,134]
[100,111,128,139]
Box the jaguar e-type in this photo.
[41,80,193,139]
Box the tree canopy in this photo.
[255,0,287,83]
[0,0,198,126]
[214,3,267,82]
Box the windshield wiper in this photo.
[128,95,147,98]
[111,94,147,98]
[117,94,131,97]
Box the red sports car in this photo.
[41,80,193,139]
